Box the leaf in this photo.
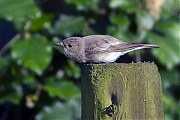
[0,57,9,72]
[164,115,173,120]
[35,98,81,120]
[147,31,180,69]
[30,14,54,31]
[0,92,21,104]
[155,20,180,41]
[22,74,37,89]
[109,0,139,13]
[0,76,22,104]
[44,81,80,99]
[64,60,81,79]
[147,20,180,69]
[65,0,99,10]
[136,11,155,30]
[136,11,155,42]
[107,25,134,43]
[160,70,179,88]
[109,14,130,32]
[162,94,179,118]
[161,0,179,18]
[0,0,40,21]
[11,34,52,75]
[51,15,86,36]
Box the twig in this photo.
[34,79,43,97]
[135,50,141,62]
[0,33,21,56]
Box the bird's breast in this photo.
[94,52,124,62]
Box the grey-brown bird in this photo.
[55,35,159,63]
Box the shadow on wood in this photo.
[81,62,164,120]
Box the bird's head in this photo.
[54,37,81,49]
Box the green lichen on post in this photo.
[81,62,164,120]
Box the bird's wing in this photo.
[83,35,126,53]
[107,43,159,52]
[85,41,110,52]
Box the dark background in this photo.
[0,0,179,119]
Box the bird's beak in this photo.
[54,42,64,47]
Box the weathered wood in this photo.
[81,62,164,120]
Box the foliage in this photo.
[0,0,179,119]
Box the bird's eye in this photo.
[68,44,72,47]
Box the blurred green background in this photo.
[0,0,179,120]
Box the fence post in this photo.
[81,62,164,120]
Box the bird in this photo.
[54,35,159,63]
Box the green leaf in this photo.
[22,74,36,89]
[107,26,134,43]
[0,57,9,72]
[147,19,180,69]
[0,76,22,104]
[64,60,81,79]
[147,31,180,69]
[160,70,179,88]
[65,0,99,10]
[162,94,179,118]
[0,92,21,104]
[35,98,81,120]
[110,14,130,32]
[11,34,52,75]
[136,11,155,42]
[109,0,139,13]
[44,81,80,99]
[161,0,179,18]
[0,0,40,21]
[51,15,86,36]
[164,115,173,120]
[137,11,155,30]
[155,20,180,41]
[30,14,54,31]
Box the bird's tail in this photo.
[137,44,160,48]
[119,43,160,54]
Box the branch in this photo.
[0,33,21,56]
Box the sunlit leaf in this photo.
[109,0,139,13]
[65,0,99,10]
[110,14,130,32]
[164,114,173,120]
[107,26,134,43]
[51,15,86,36]
[155,20,180,41]
[137,11,155,30]
[36,98,81,120]
[30,14,54,31]
[136,11,155,41]
[11,34,52,75]
[147,32,180,69]
[147,20,180,69]
[44,81,80,99]
[0,0,40,21]
[161,0,179,18]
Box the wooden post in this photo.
[81,62,164,120]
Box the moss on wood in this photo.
[81,62,164,120]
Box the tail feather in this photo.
[116,43,160,54]
[137,44,160,48]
